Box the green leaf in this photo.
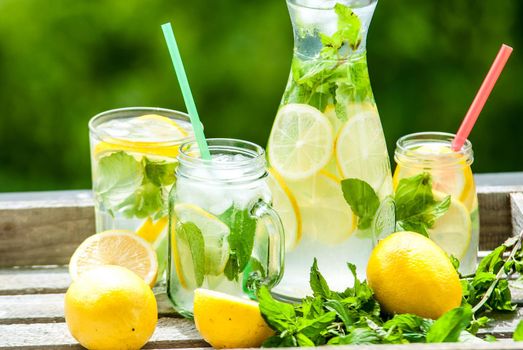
[426,306,472,343]
[329,328,379,345]
[121,181,164,219]
[514,321,523,341]
[94,151,143,214]
[219,206,257,281]
[176,221,205,287]
[144,158,177,186]
[341,178,380,229]
[394,173,450,236]
[333,3,361,49]
[383,313,433,343]
[310,258,332,299]
[257,286,297,332]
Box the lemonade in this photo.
[393,132,479,275]
[89,107,193,288]
[167,139,284,317]
[267,0,394,298]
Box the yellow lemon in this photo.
[193,288,274,348]
[367,231,462,320]
[69,230,158,287]
[65,265,158,350]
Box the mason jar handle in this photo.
[251,199,285,289]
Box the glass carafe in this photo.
[267,0,394,299]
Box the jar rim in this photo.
[177,138,267,182]
[287,0,377,10]
[89,106,194,147]
[395,132,474,167]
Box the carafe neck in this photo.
[287,0,377,60]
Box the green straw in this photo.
[161,22,211,160]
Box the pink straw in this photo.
[452,44,513,151]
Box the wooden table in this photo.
[1,174,523,349]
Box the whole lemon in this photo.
[64,265,158,350]
[193,288,274,348]
[367,231,462,319]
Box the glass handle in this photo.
[251,200,285,289]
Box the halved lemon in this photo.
[266,169,302,251]
[393,145,475,210]
[428,192,472,260]
[268,103,334,180]
[69,230,158,287]
[288,171,356,244]
[193,288,274,348]
[335,110,392,198]
[94,114,189,159]
[174,204,230,276]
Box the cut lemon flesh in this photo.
[69,230,158,287]
[288,171,356,244]
[335,111,391,198]
[428,192,472,260]
[174,204,230,277]
[266,169,302,251]
[136,216,169,244]
[268,103,334,180]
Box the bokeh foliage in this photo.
[0,0,521,191]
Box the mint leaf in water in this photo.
[94,151,143,214]
[426,306,472,343]
[120,181,164,219]
[219,207,257,281]
[394,172,450,236]
[333,3,362,51]
[341,178,380,229]
[145,158,177,186]
[176,221,205,287]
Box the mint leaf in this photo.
[145,158,177,186]
[426,306,472,343]
[341,178,380,229]
[310,258,332,299]
[219,207,257,281]
[258,285,296,332]
[176,221,205,287]
[333,3,362,51]
[394,173,450,236]
[94,151,143,214]
[514,320,523,341]
[383,314,433,342]
[120,181,164,219]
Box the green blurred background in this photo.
[0,0,521,192]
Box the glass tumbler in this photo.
[393,132,479,275]
[167,138,285,317]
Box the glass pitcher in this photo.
[167,138,285,317]
[266,0,393,299]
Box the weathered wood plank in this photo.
[511,193,523,237]
[0,185,521,267]
[0,191,95,267]
[477,186,523,250]
[0,317,208,349]
[0,292,177,325]
[0,267,70,295]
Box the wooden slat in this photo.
[0,292,177,325]
[477,186,523,250]
[0,317,208,349]
[0,186,521,267]
[0,267,70,295]
[0,191,95,267]
[511,193,523,237]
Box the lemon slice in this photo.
[335,110,391,197]
[136,216,169,244]
[266,169,302,251]
[69,230,158,287]
[193,288,274,348]
[94,114,189,159]
[174,204,230,276]
[268,103,334,180]
[428,192,472,260]
[288,171,356,244]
